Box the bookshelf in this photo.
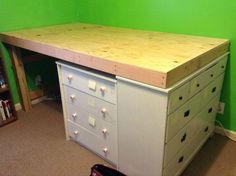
[0,51,17,127]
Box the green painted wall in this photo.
[76,0,236,131]
[0,0,78,103]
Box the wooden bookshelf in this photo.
[0,51,17,127]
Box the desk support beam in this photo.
[10,46,32,112]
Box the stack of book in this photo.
[0,100,13,122]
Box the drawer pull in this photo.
[178,156,184,163]
[196,83,200,88]
[184,110,190,117]
[210,74,214,78]
[70,95,76,101]
[72,113,77,118]
[73,130,79,135]
[212,87,216,93]
[103,147,108,153]
[102,128,108,135]
[204,126,209,132]
[67,75,73,81]
[208,107,213,113]
[100,86,107,93]
[179,96,183,101]
[181,133,187,143]
[221,65,225,69]
[101,108,107,114]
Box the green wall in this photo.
[76,0,236,131]
[0,0,79,103]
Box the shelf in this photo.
[0,116,17,127]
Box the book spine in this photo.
[0,100,6,120]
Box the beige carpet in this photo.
[0,101,235,176]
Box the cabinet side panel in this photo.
[117,78,168,176]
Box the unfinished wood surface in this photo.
[0,23,229,88]
[10,46,32,111]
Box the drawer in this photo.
[68,120,117,164]
[163,122,214,176]
[197,93,220,125]
[64,85,117,125]
[61,65,117,104]
[168,82,190,114]
[216,55,228,75]
[189,56,227,98]
[166,91,202,142]
[164,93,220,167]
[67,105,117,143]
[201,73,224,105]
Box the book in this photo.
[0,100,6,120]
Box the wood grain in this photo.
[10,46,32,111]
[0,23,229,88]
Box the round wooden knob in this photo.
[103,147,108,153]
[70,95,76,100]
[100,86,106,92]
[72,113,77,118]
[101,108,107,114]
[67,75,73,81]
[73,130,79,135]
[102,128,108,134]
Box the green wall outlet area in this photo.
[0,0,235,132]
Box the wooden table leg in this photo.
[10,46,32,112]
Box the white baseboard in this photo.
[14,96,47,111]
[215,126,236,141]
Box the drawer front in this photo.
[61,65,117,104]
[68,120,117,164]
[189,56,227,98]
[67,105,117,143]
[197,93,220,125]
[164,122,214,176]
[166,91,202,142]
[202,73,224,105]
[168,82,190,114]
[164,94,220,167]
[64,86,117,124]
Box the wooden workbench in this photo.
[0,23,229,110]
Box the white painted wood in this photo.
[56,54,227,176]
[117,78,168,176]
[63,85,117,124]
[66,104,117,144]
[166,91,202,142]
[168,82,190,114]
[56,64,70,140]
[201,73,225,106]
[60,62,117,104]
[67,120,117,164]
[164,93,220,167]
[164,122,215,176]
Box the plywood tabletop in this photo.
[0,23,229,88]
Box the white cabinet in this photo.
[57,62,117,165]
[56,54,227,176]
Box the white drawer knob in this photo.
[103,147,108,153]
[70,95,76,101]
[100,86,106,93]
[73,130,79,135]
[102,128,108,134]
[67,75,73,81]
[101,108,107,114]
[72,113,77,118]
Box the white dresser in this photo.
[56,53,227,176]
[56,63,118,165]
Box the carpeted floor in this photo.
[0,101,235,176]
